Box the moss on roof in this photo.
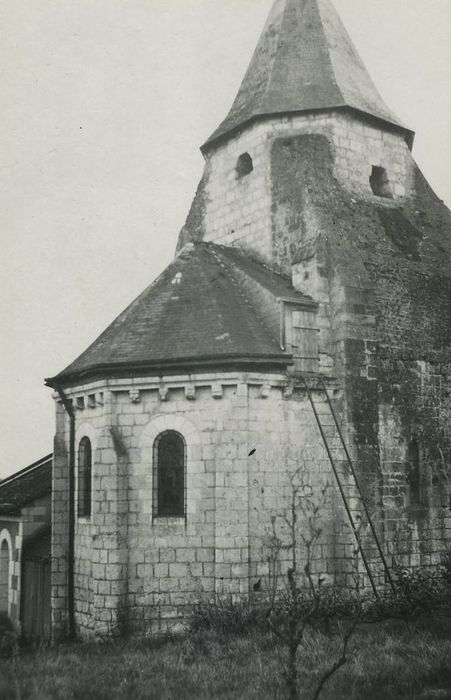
[204,0,412,150]
[0,455,52,516]
[47,244,311,386]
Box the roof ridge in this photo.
[195,246,236,342]
[314,0,346,108]
[206,246,282,348]
[262,0,287,110]
[0,453,52,488]
[206,242,292,282]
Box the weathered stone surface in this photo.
[49,2,451,639]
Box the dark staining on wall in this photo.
[378,209,423,261]
[270,130,451,564]
[270,134,336,273]
[173,128,451,570]
[378,357,451,511]
[110,426,128,460]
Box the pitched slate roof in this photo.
[204,0,413,150]
[46,243,308,386]
[0,455,52,516]
[211,244,315,304]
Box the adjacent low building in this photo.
[0,455,52,640]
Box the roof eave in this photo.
[0,454,52,489]
[277,295,318,308]
[201,106,415,154]
[0,507,21,517]
[46,353,293,389]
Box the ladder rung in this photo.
[300,375,396,596]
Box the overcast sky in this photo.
[1,0,450,479]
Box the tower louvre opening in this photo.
[236,153,253,179]
[370,166,392,198]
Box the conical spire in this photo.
[203,0,413,149]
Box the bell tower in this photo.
[177,0,414,270]
[178,0,451,585]
[47,0,451,638]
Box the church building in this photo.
[45,0,451,638]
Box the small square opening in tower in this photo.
[370,166,392,198]
[236,153,253,179]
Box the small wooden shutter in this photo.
[286,305,318,372]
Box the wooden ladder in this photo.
[299,375,396,598]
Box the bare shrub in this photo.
[189,598,263,636]
[0,614,17,660]
[265,467,361,700]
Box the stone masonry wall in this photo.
[51,112,451,637]
[271,128,451,583]
[51,400,70,638]
[181,111,413,265]
[0,520,20,626]
[52,372,365,638]
[378,360,451,571]
[0,496,50,631]
[22,497,51,541]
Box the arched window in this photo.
[0,539,10,614]
[236,152,253,179]
[78,436,92,518]
[153,431,186,517]
[407,438,421,505]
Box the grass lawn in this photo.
[1,609,450,700]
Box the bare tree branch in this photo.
[311,617,360,700]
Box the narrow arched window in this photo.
[236,152,253,179]
[407,438,421,505]
[78,437,92,518]
[153,431,186,517]
[0,539,10,614]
